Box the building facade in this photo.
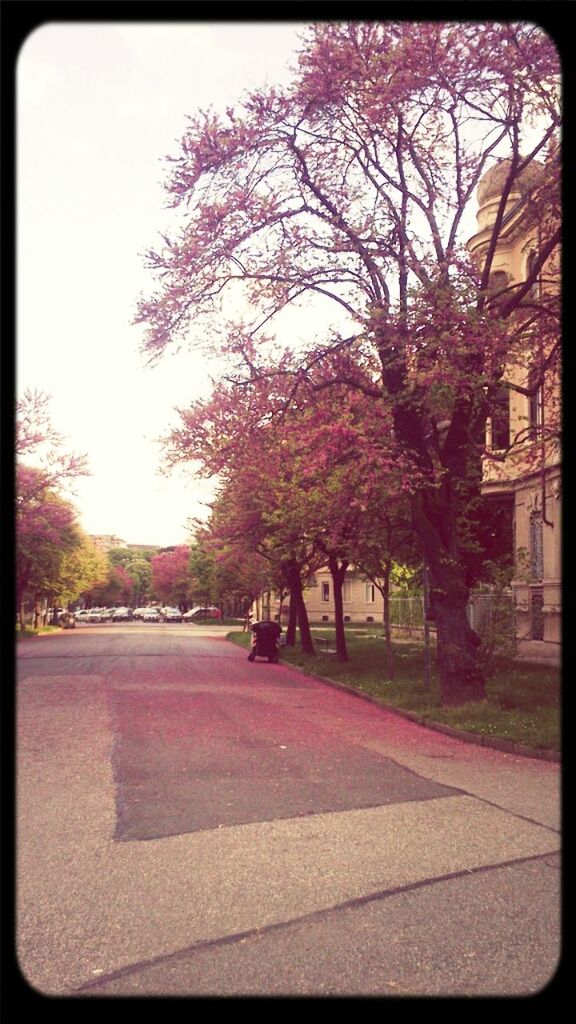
[468,159,561,648]
[301,568,384,625]
[88,534,128,554]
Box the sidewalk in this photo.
[515,639,561,667]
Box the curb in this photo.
[276,659,561,765]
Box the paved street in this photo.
[16,625,561,997]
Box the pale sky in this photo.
[17,21,311,548]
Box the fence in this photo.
[388,590,516,646]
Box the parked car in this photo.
[182,605,222,621]
[163,607,183,622]
[74,609,90,622]
[87,608,102,622]
[99,608,114,621]
[131,607,148,620]
[112,607,132,621]
[142,607,161,622]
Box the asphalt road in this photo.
[16,624,561,998]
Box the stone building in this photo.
[467,158,561,650]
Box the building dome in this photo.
[477,159,543,206]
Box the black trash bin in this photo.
[247,620,282,663]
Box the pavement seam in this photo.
[73,849,559,995]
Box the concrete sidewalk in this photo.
[515,639,561,666]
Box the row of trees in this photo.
[136,20,561,705]
[165,346,512,671]
[14,390,255,622]
[15,390,103,628]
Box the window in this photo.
[365,583,375,604]
[489,384,510,450]
[343,581,352,603]
[488,270,508,301]
[322,582,330,602]
[529,511,544,582]
[322,615,330,622]
[528,377,544,440]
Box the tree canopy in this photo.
[137,21,561,703]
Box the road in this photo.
[16,624,561,997]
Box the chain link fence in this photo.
[388,590,516,650]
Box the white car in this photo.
[163,607,183,622]
[112,607,132,621]
[87,608,103,622]
[183,605,222,621]
[142,607,161,622]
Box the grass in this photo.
[15,625,62,639]
[229,628,560,754]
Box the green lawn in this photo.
[229,628,560,754]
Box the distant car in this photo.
[100,608,114,621]
[87,608,102,622]
[163,607,183,622]
[74,609,90,622]
[131,607,148,619]
[112,607,132,621]
[182,605,222,621]
[142,607,161,622]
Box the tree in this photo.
[16,471,82,627]
[16,389,88,496]
[16,390,91,626]
[52,533,109,610]
[85,564,134,608]
[350,499,420,676]
[165,350,410,660]
[151,545,193,607]
[137,22,560,703]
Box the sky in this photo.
[17,21,312,548]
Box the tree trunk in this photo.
[328,555,349,662]
[381,561,394,679]
[285,561,315,654]
[432,590,484,704]
[381,338,487,706]
[285,596,297,646]
[412,487,484,704]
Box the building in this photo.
[253,159,561,651]
[251,566,386,626]
[88,534,128,553]
[300,567,384,625]
[467,158,561,650]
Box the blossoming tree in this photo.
[137,22,560,704]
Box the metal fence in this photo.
[388,590,516,645]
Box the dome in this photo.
[477,159,543,206]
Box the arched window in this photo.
[488,270,509,295]
[489,384,510,450]
[487,270,509,311]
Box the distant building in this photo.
[88,534,128,553]
[252,566,385,625]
